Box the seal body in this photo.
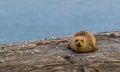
[68,30,98,53]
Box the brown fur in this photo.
[68,30,98,53]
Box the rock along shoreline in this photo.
[0,31,120,72]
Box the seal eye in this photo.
[75,39,79,42]
[81,40,84,43]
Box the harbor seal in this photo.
[68,30,98,53]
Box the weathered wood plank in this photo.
[0,31,120,72]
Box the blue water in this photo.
[0,0,120,44]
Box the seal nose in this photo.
[76,43,81,47]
